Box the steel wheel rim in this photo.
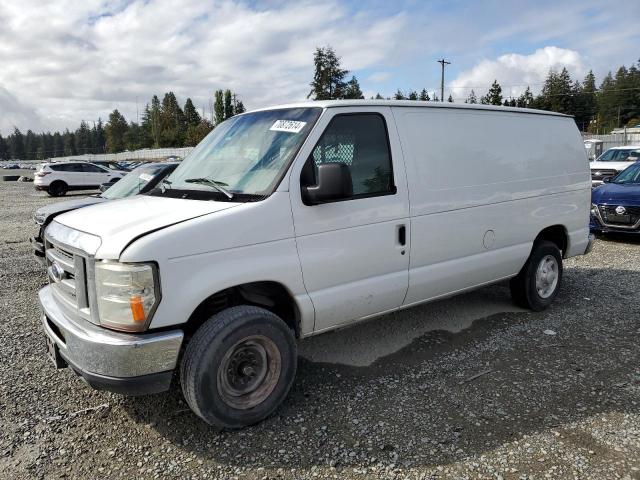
[535,254,558,299]
[217,335,281,410]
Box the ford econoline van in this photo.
[38,101,594,428]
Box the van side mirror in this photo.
[302,163,353,205]
[603,176,613,183]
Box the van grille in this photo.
[45,239,93,321]
[591,169,617,181]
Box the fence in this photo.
[37,147,193,164]
[582,132,640,151]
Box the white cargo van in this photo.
[39,101,593,428]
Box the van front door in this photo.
[289,108,410,333]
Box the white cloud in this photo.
[0,0,407,134]
[449,47,587,101]
[0,86,46,134]
[367,72,392,83]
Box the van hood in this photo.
[590,161,635,173]
[52,195,241,258]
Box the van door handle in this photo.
[397,225,406,246]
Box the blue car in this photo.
[590,160,640,234]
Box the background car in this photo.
[590,146,640,186]
[590,160,640,234]
[90,160,131,172]
[33,161,127,196]
[31,162,179,263]
[99,177,122,192]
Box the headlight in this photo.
[591,203,598,216]
[95,260,160,332]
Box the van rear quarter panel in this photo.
[392,107,590,304]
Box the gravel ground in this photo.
[1,180,639,480]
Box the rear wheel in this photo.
[510,240,563,311]
[48,181,68,197]
[180,305,297,429]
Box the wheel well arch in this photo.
[183,281,301,338]
[534,225,568,257]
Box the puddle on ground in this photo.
[298,284,526,367]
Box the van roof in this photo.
[248,100,572,118]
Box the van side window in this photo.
[308,114,394,197]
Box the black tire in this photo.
[510,240,563,311]
[48,181,68,197]
[180,305,297,429]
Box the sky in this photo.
[0,0,639,135]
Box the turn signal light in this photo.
[130,295,146,322]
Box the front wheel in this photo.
[180,305,297,429]
[510,240,563,311]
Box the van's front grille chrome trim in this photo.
[44,235,98,324]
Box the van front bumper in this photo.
[39,285,183,395]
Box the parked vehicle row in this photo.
[589,146,640,187]
[31,162,179,263]
[590,160,640,234]
[36,101,593,429]
[34,161,127,196]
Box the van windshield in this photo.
[159,107,322,200]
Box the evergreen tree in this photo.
[124,122,144,151]
[105,109,129,153]
[76,121,92,154]
[447,94,454,103]
[183,98,201,127]
[394,89,406,100]
[24,130,38,159]
[92,119,107,153]
[52,132,64,157]
[408,90,418,101]
[63,129,76,156]
[9,127,25,159]
[374,93,384,100]
[235,100,246,115]
[343,76,364,99]
[481,80,503,105]
[465,90,477,104]
[223,90,234,120]
[213,90,225,125]
[308,46,349,100]
[419,89,430,101]
[159,92,186,147]
[0,134,8,160]
[516,87,534,108]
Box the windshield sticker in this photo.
[138,173,153,182]
[269,120,307,133]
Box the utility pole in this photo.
[437,58,451,103]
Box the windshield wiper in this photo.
[160,178,172,192]
[184,178,234,199]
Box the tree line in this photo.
[0,89,244,160]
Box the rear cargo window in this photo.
[310,114,394,197]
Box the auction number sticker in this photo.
[269,120,307,133]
